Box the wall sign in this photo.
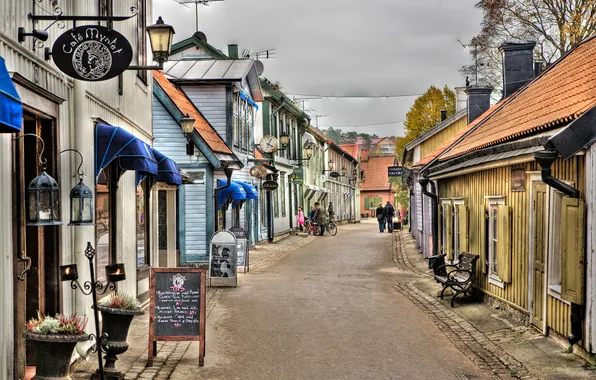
[262,180,279,191]
[52,25,133,81]
[328,171,340,178]
[148,267,206,367]
[511,166,526,191]
[388,166,403,177]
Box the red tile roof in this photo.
[339,144,359,159]
[413,100,506,167]
[360,156,396,191]
[441,37,596,160]
[153,71,232,155]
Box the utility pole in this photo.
[292,97,322,112]
[315,114,329,130]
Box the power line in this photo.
[285,92,422,99]
[318,121,404,128]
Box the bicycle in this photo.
[326,220,337,236]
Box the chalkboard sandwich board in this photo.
[148,268,206,367]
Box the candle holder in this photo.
[60,242,126,380]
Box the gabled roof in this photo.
[153,71,232,155]
[360,156,396,191]
[170,32,229,60]
[339,144,359,159]
[441,36,596,161]
[413,101,505,167]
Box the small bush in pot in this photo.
[25,312,89,380]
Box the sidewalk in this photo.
[71,233,314,380]
[392,228,594,380]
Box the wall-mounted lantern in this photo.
[181,114,196,156]
[279,132,290,149]
[60,149,94,226]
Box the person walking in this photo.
[314,202,326,236]
[376,202,386,233]
[384,201,395,233]
[328,202,335,222]
[298,206,305,232]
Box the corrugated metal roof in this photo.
[163,59,254,81]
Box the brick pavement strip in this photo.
[391,231,539,380]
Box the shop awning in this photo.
[0,57,22,133]
[234,181,258,199]
[239,91,259,110]
[217,179,246,209]
[153,149,182,186]
[95,124,157,179]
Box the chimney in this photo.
[500,41,536,98]
[466,86,493,124]
[534,61,544,77]
[454,87,468,112]
[228,44,238,59]
[440,110,447,122]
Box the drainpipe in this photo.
[213,167,235,231]
[419,177,438,261]
[533,150,583,346]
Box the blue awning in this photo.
[0,57,22,133]
[153,149,182,186]
[239,91,259,110]
[95,124,157,179]
[234,181,258,199]
[216,179,246,209]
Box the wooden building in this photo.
[419,40,596,355]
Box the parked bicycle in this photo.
[326,219,337,236]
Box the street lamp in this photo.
[181,114,196,156]
[146,16,175,64]
[304,145,313,159]
[280,132,290,149]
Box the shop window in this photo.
[95,164,117,282]
[137,180,150,267]
[280,172,286,217]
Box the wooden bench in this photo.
[432,252,479,307]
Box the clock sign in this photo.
[259,135,279,154]
[52,25,133,82]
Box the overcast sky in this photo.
[153,0,482,137]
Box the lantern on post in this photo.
[146,17,175,64]
[181,113,196,156]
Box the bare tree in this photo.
[462,0,596,92]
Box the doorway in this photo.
[13,112,61,376]
[530,181,547,329]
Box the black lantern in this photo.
[340,167,347,176]
[59,264,78,282]
[181,114,196,156]
[28,171,61,226]
[106,264,126,282]
[146,16,175,63]
[70,177,93,226]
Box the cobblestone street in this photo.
[72,222,594,379]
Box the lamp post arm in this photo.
[126,62,164,71]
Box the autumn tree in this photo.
[395,85,456,159]
[462,0,596,90]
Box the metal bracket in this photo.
[17,251,32,281]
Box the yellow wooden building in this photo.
[417,40,596,355]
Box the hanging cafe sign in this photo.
[52,25,133,81]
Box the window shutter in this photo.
[444,204,453,260]
[561,197,585,305]
[497,205,512,283]
[364,198,369,210]
[480,208,487,273]
[458,204,469,252]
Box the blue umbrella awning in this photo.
[153,149,182,186]
[0,57,22,133]
[239,91,259,110]
[234,181,258,199]
[95,124,157,179]
[217,179,246,209]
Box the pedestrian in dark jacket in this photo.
[384,201,395,232]
[376,203,386,232]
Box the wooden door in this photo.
[531,182,547,328]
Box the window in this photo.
[233,93,240,148]
[548,189,564,296]
[487,197,506,287]
[274,185,279,218]
[260,189,266,227]
[453,199,466,259]
[95,164,117,282]
[280,172,286,217]
[137,180,150,267]
[136,0,147,83]
[441,200,453,260]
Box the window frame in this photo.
[95,163,118,285]
[452,198,465,260]
[136,179,151,270]
[440,199,452,258]
[547,186,571,303]
[487,197,506,288]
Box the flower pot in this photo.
[24,332,88,380]
[95,306,144,379]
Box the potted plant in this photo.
[95,293,144,378]
[25,312,88,380]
